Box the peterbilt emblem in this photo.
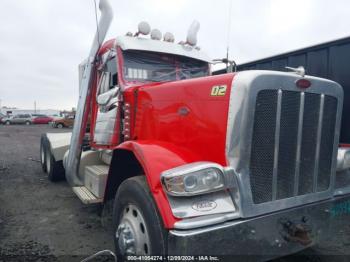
[192,200,217,212]
[211,85,227,96]
[295,79,311,89]
[178,107,190,116]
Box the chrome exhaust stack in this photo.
[65,0,113,186]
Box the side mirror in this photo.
[97,87,120,106]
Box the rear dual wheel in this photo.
[113,176,167,257]
[40,134,65,181]
[40,135,48,172]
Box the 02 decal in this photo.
[211,85,227,96]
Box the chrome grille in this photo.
[250,90,338,204]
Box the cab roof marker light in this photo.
[150,29,162,40]
[134,21,151,37]
[163,32,175,43]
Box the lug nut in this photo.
[126,247,135,255]
[126,239,135,245]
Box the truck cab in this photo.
[89,36,211,149]
[40,0,350,259]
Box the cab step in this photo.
[72,186,103,204]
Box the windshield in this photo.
[122,50,209,83]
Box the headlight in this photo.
[161,162,225,196]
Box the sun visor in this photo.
[116,36,211,63]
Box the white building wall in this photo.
[0,108,60,116]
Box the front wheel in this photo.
[113,176,167,257]
[5,121,10,125]
[57,123,63,129]
[25,121,31,125]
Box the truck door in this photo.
[93,51,121,146]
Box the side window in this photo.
[98,72,111,94]
[106,57,118,87]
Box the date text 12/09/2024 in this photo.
[126,256,220,261]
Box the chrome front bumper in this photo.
[168,194,350,260]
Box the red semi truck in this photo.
[40,0,350,259]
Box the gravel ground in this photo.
[0,125,114,261]
[0,125,349,262]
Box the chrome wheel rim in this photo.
[116,204,151,255]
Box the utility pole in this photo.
[34,101,37,114]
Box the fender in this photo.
[45,132,72,161]
[111,140,202,228]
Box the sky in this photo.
[0,0,349,110]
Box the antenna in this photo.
[226,0,233,72]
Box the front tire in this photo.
[57,123,64,129]
[5,121,10,125]
[113,176,167,257]
[46,144,65,181]
[25,121,31,125]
